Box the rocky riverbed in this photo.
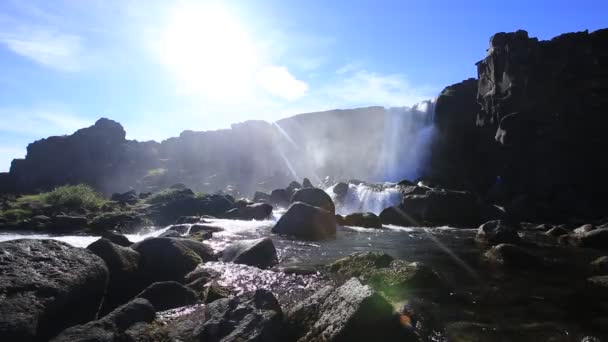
[2,180,608,341]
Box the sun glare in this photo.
[158,2,258,100]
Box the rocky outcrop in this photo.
[291,187,336,214]
[426,29,608,222]
[0,239,109,341]
[272,202,337,240]
[342,212,382,228]
[221,237,279,269]
[135,281,198,311]
[223,203,273,220]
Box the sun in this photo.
[157,1,258,100]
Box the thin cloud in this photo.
[0,27,83,71]
[257,66,309,101]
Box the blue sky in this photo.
[0,0,606,171]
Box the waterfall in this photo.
[327,183,402,215]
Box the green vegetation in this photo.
[44,184,107,210]
[145,188,191,205]
[1,208,32,221]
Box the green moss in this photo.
[1,208,32,221]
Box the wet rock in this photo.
[202,281,232,303]
[0,239,109,341]
[476,220,521,245]
[132,237,215,284]
[90,211,148,233]
[342,212,382,228]
[190,223,224,234]
[291,187,336,214]
[590,256,608,274]
[545,226,569,237]
[136,281,198,311]
[484,243,543,268]
[51,214,88,232]
[185,267,221,289]
[111,190,139,205]
[223,203,273,220]
[285,285,335,340]
[148,190,234,226]
[253,191,271,203]
[87,238,141,311]
[574,224,595,234]
[297,278,412,342]
[50,298,155,342]
[329,252,446,298]
[398,179,416,186]
[379,206,416,226]
[270,188,290,208]
[100,230,133,247]
[159,230,182,238]
[287,181,303,196]
[562,228,608,249]
[272,202,336,240]
[445,321,571,342]
[221,237,278,269]
[161,289,283,342]
[279,265,319,275]
[302,178,314,188]
[333,182,349,197]
[168,224,190,234]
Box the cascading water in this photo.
[327,183,402,215]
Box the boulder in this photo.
[333,182,349,197]
[100,230,132,247]
[270,188,290,208]
[0,239,109,342]
[90,211,148,233]
[484,243,543,268]
[161,289,283,342]
[544,226,569,237]
[87,238,141,311]
[147,190,234,226]
[222,203,273,220]
[167,224,190,234]
[190,223,224,234]
[50,298,155,342]
[272,202,336,240]
[221,238,278,269]
[51,215,88,232]
[591,256,608,274]
[561,228,608,249]
[175,216,205,224]
[379,206,416,226]
[202,281,232,303]
[158,230,181,238]
[476,220,521,245]
[135,281,198,311]
[291,187,336,214]
[132,237,215,284]
[111,190,139,205]
[253,191,271,203]
[342,212,382,228]
[297,278,413,342]
[574,224,595,234]
[286,181,303,196]
[302,178,313,188]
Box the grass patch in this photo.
[44,184,107,210]
[1,208,32,221]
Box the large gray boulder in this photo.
[135,281,198,311]
[160,289,283,342]
[291,188,336,214]
[0,239,109,342]
[476,220,521,245]
[50,298,155,342]
[272,202,336,240]
[221,237,278,269]
[87,238,141,312]
[132,237,215,284]
[296,278,413,342]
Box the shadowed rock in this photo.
[272,202,336,240]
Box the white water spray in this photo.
[327,183,402,215]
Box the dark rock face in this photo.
[379,206,416,226]
[86,238,141,311]
[342,212,382,228]
[426,29,608,221]
[302,178,313,188]
[51,215,88,232]
[272,202,337,240]
[291,187,336,214]
[148,190,234,226]
[0,239,109,342]
[50,298,155,342]
[135,281,198,311]
[90,211,147,233]
[131,237,215,284]
[161,289,283,342]
[221,238,278,269]
[253,191,271,203]
[333,182,349,197]
[270,188,290,208]
[111,190,138,205]
[476,220,522,245]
